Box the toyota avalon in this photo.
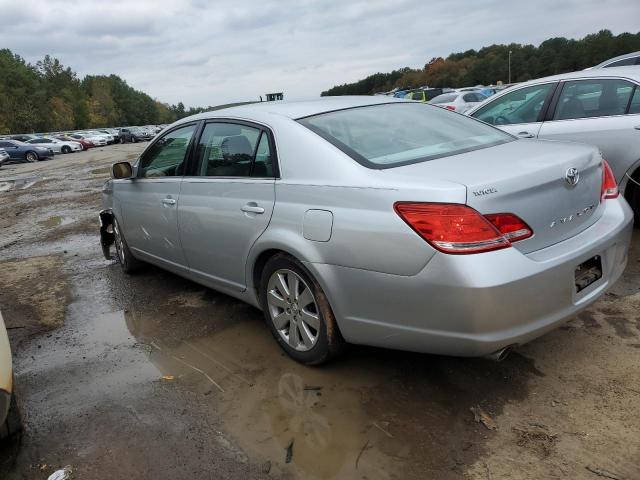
[99,97,633,364]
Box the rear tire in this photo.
[0,393,22,440]
[260,253,345,365]
[113,217,143,273]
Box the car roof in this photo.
[591,51,640,68]
[176,96,411,125]
[524,65,640,84]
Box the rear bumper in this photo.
[310,197,634,357]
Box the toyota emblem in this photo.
[565,167,580,186]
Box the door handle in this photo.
[517,131,535,138]
[161,198,177,206]
[241,204,265,214]
[634,125,640,130]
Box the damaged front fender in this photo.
[99,209,115,260]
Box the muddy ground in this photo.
[0,144,638,480]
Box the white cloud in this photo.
[0,0,638,107]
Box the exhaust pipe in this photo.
[485,345,514,362]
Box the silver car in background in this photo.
[100,97,633,364]
[26,137,82,154]
[586,51,640,69]
[429,91,486,113]
[467,66,640,220]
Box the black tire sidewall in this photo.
[260,254,337,365]
[113,217,141,273]
[26,152,38,162]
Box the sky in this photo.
[1,0,639,108]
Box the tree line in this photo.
[321,30,640,96]
[0,49,212,134]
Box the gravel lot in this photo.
[0,144,639,480]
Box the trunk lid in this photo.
[389,139,604,254]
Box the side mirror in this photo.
[112,161,133,179]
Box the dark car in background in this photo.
[406,88,446,102]
[0,139,54,162]
[118,127,153,143]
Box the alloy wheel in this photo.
[266,269,320,351]
[113,220,126,264]
[26,152,38,162]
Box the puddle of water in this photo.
[104,309,396,479]
[37,215,75,229]
[0,175,40,192]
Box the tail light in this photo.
[601,160,618,199]
[394,203,532,254]
[445,105,456,111]
[484,213,533,242]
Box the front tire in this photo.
[61,145,71,154]
[260,254,345,365]
[25,151,38,163]
[113,217,143,273]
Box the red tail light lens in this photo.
[445,105,456,111]
[394,203,511,254]
[601,160,618,199]
[484,213,533,242]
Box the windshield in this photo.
[298,102,513,169]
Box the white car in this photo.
[466,66,640,220]
[83,131,115,144]
[0,148,8,167]
[429,91,486,114]
[26,137,82,154]
[586,51,640,69]
[70,133,108,146]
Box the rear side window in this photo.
[553,79,635,120]
[629,87,640,114]
[298,103,512,169]
[194,123,274,177]
[472,83,554,125]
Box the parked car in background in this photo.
[407,88,446,102]
[82,130,115,144]
[0,311,21,439]
[118,127,153,143]
[9,134,38,143]
[429,91,486,113]
[0,148,9,168]
[69,133,107,146]
[54,134,93,150]
[100,97,632,365]
[0,139,54,162]
[467,66,640,220]
[586,51,640,69]
[26,137,82,154]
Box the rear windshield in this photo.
[430,94,458,104]
[298,102,513,169]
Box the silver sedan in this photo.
[100,97,633,364]
[26,137,82,154]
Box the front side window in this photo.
[553,79,635,120]
[194,123,271,177]
[138,124,196,178]
[472,83,554,125]
[298,102,513,169]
